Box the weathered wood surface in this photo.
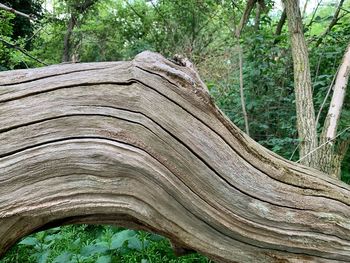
[0,51,350,262]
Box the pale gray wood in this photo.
[0,51,350,262]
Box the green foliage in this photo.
[0,0,43,70]
[1,225,211,263]
[0,10,15,70]
[3,0,42,41]
[2,0,42,38]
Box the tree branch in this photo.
[275,9,286,36]
[306,0,322,29]
[235,0,257,38]
[315,65,340,128]
[0,38,48,66]
[297,126,350,163]
[72,0,98,14]
[254,0,266,31]
[301,0,309,19]
[315,0,345,47]
[322,42,350,141]
[0,3,35,20]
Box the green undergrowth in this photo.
[1,225,211,263]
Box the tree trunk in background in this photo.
[254,0,266,31]
[62,14,77,62]
[1,51,350,262]
[301,0,309,19]
[283,0,318,168]
[331,139,350,178]
[254,1,261,31]
[318,42,350,177]
[62,0,98,62]
[235,0,257,38]
[275,9,286,36]
[233,0,257,136]
[238,44,250,135]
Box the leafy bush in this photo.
[1,225,211,263]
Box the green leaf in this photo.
[110,230,136,249]
[37,250,50,263]
[127,236,143,251]
[96,255,112,263]
[36,231,46,242]
[44,234,60,242]
[96,241,110,248]
[314,15,322,21]
[73,237,81,245]
[47,227,61,234]
[149,233,165,241]
[80,244,109,257]
[18,237,38,246]
[53,252,72,263]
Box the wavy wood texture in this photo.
[0,51,350,262]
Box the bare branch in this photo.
[315,65,340,128]
[297,126,350,163]
[0,3,35,20]
[289,142,300,160]
[323,42,350,141]
[306,0,322,29]
[231,0,242,12]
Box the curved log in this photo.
[0,51,350,262]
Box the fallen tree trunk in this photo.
[0,51,350,262]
